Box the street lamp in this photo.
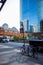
[20,21,25,50]
[21,22,25,46]
[23,24,25,46]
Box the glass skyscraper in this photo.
[20,0,29,20]
[20,0,43,32]
[37,0,43,32]
[37,0,43,21]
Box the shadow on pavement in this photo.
[0,52,43,65]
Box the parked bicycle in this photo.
[20,44,38,59]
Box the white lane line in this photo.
[0,49,20,55]
[0,45,13,48]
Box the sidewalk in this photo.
[0,48,43,65]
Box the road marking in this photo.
[0,49,20,55]
[0,45,13,48]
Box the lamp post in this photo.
[20,21,25,46]
[22,24,25,46]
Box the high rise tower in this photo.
[38,0,43,20]
[40,20,43,32]
[20,0,29,20]
[37,0,43,31]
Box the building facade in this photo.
[37,0,43,31]
[20,20,29,33]
[23,19,29,32]
[40,20,43,32]
[20,0,29,20]
[30,25,38,32]
[20,21,24,33]
[2,23,8,30]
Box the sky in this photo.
[20,0,38,25]
[0,0,43,31]
[0,0,20,31]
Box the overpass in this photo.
[0,27,22,37]
[0,27,43,38]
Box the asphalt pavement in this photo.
[0,42,43,65]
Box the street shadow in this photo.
[1,52,43,65]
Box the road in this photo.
[0,42,43,65]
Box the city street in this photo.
[0,42,43,65]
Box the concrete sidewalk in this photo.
[0,42,43,65]
[0,49,43,65]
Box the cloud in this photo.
[0,0,20,30]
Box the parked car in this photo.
[2,36,9,43]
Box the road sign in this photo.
[0,0,7,11]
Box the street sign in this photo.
[0,0,7,11]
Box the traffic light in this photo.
[0,0,7,11]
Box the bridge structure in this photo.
[0,27,43,38]
[0,27,22,37]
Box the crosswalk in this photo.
[0,44,43,65]
[0,45,13,48]
[0,44,13,55]
[0,44,20,55]
[0,45,13,49]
